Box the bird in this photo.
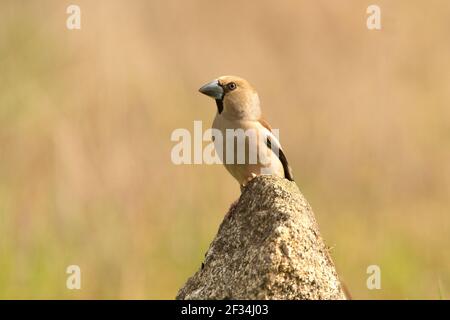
[199,75,294,189]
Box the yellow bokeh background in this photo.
[0,0,449,299]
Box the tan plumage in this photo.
[199,75,294,187]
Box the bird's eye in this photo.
[227,82,237,90]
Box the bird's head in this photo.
[199,75,261,120]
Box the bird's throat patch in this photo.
[215,99,224,114]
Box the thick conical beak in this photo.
[199,80,224,100]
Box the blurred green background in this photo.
[0,0,449,299]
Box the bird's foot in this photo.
[241,173,257,188]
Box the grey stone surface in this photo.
[176,176,346,300]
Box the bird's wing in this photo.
[258,118,294,181]
[258,118,273,131]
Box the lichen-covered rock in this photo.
[176,176,346,300]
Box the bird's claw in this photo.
[240,173,258,190]
[247,173,257,183]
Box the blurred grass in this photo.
[0,0,449,299]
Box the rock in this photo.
[176,175,346,300]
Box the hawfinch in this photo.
[199,75,294,188]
